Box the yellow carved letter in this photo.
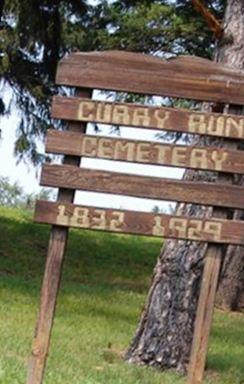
[132,108,150,126]
[110,211,125,232]
[152,216,165,236]
[172,147,187,167]
[211,150,228,171]
[113,105,130,125]
[204,221,222,241]
[154,110,170,129]
[169,218,187,238]
[78,101,94,121]
[97,138,113,159]
[188,114,206,134]
[190,148,208,169]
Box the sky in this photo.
[0,89,184,213]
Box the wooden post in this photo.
[26,89,92,384]
[187,131,239,383]
[187,240,223,384]
[187,175,233,384]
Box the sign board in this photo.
[27,51,244,384]
[47,130,244,174]
[35,200,244,245]
[52,96,244,140]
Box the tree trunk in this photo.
[214,0,244,311]
[125,0,244,374]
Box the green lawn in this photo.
[0,206,243,384]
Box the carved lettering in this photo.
[77,136,233,173]
[96,103,112,123]
[57,205,69,226]
[188,220,203,240]
[207,116,224,136]
[56,205,124,232]
[188,114,206,134]
[78,101,94,120]
[55,205,224,242]
[169,218,187,237]
[172,147,187,167]
[132,108,150,126]
[112,105,130,125]
[226,117,244,138]
[114,141,135,161]
[152,216,165,236]
[97,138,113,159]
[91,209,106,229]
[71,207,90,227]
[154,110,170,128]
[204,221,222,241]
[75,101,244,140]
[190,148,208,169]
[211,150,228,171]
[136,143,151,163]
[154,145,170,164]
[110,211,124,231]
[82,137,98,157]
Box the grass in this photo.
[0,206,243,384]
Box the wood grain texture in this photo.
[35,200,244,246]
[40,164,244,210]
[27,89,92,384]
[46,130,244,174]
[52,96,244,141]
[56,51,244,104]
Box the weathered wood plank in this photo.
[35,200,244,246]
[52,96,244,141]
[56,51,244,105]
[40,164,244,210]
[26,89,92,384]
[46,130,244,174]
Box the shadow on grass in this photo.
[0,213,162,297]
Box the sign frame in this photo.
[26,51,244,384]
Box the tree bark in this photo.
[125,0,244,374]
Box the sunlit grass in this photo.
[0,206,243,383]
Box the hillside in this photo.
[0,206,243,384]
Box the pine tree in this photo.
[0,0,223,163]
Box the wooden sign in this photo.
[27,51,244,384]
[52,96,244,140]
[40,164,244,210]
[47,130,244,174]
[56,51,244,105]
[35,200,244,245]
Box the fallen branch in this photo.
[192,0,223,39]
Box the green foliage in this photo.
[0,0,226,164]
[0,176,23,206]
[0,176,53,209]
[0,206,243,383]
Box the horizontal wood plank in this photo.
[52,96,244,141]
[46,130,244,174]
[40,164,244,210]
[35,200,244,245]
[56,51,244,105]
